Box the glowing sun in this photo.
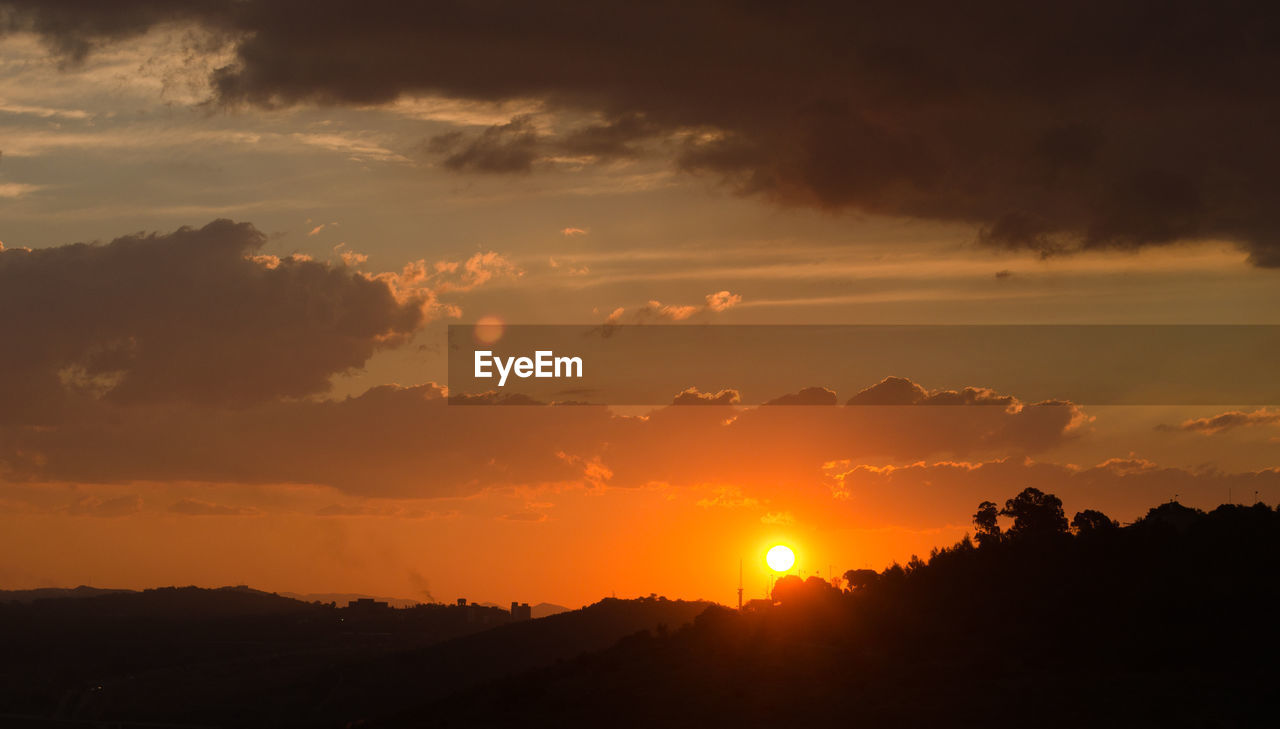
[766,545,795,572]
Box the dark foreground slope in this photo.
[418,500,1280,728]
[0,586,707,727]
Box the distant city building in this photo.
[456,597,468,606]
[347,597,390,610]
[510,601,532,620]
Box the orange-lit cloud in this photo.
[1167,408,1280,435]
[385,251,522,296]
[334,242,368,267]
[548,257,589,275]
[639,300,698,321]
[671,387,741,406]
[611,290,744,323]
[705,290,742,312]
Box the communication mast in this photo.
[737,558,744,611]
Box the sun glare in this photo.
[474,315,505,344]
[766,544,795,572]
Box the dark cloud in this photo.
[0,0,235,62]
[427,115,540,173]
[848,377,1020,407]
[763,386,838,406]
[847,377,930,406]
[1,379,1085,497]
[2,384,617,496]
[7,1,1280,264]
[557,113,657,160]
[424,113,655,172]
[0,219,427,422]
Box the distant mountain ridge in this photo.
[1,586,573,618]
[531,601,570,618]
[476,600,571,618]
[0,585,132,603]
[280,591,426,609]
[1,588,711,727]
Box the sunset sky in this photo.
[2,1,1279,608]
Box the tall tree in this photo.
[1001,487,1068,539]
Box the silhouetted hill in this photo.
[416,498,1280,728]
[0,585,512,726]
[0,589,707,728]
[16,585,313,621]
[280,591,426,609]
[6,496,1275,728]
[294,596,711,727]
[0,585,132,603]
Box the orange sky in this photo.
[2,7,1280,607]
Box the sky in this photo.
[2,1,1279,608]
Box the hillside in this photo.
[415,498,1280,728]
[0,586,133,603]
[0,586,707,728]
[280,591,427,609]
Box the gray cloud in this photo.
[0,219,427,423]
[763,386,838,406]
[427,115,541,173]
[6,1,1280,264]
[847,377,1018,407]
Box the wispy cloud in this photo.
[0,182,43,198]
[1164,408,1280,435]
[0,100,90,119]
[290,132,410,164]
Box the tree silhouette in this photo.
[973,500,1003,546]
[1000,487,1068,539]
[772,575,842,605]
[1071,508,1118,534]
[843,568,880,590]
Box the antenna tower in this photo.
[737,559,744,611]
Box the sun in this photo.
[765,545,795,572]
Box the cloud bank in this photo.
[0,219,428,422]
[7,1,1280,264]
